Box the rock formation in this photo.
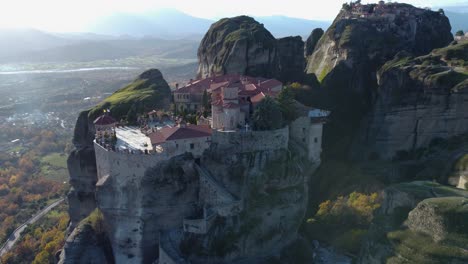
[197,16,278,80]
[406,197,468,242]
[89,69,171,122]
[197,16,305,83]
[304,28,324,57]
[58,210,114,264]
[65,69,172,232]
[359,182,468,263]
[277,36,306,83]
[63,66,318,263]
[67,110,98,228]
[353,41,468,160]
[307,3,453,90]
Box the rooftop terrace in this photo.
[115,127,152,152]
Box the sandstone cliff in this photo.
[197,16,305,83]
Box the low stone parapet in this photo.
[211,126,289,153]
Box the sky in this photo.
[0,0,466,32]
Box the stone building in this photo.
[210,78,282,130]
[172,74,282,116]
[148,124,212,158]
[93,113,117,146]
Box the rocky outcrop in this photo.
[64,69,173,262]
[359,181,468,264]
[88,69,171,122]
[67,110,97,228]
[58,219,113,264]
[168,135,316,263]
[95,154,199,263]
[307,3,453,90]
[353,42,468,160]
[304,28,324,57]
[406,197,468,242]
[197,16,278,79]
[277,36,306,83]
[197,16,305,83]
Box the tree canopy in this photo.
[277,86,297,122]
[252,96,283,131]
[456,30,465,37]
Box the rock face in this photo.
[178,132,313,263]
[307,3,453,89]
[406,197,468,242]
[197,16,305,83]
[63,67,318,263]
[359,181,468,264]
[304,28,324,57]
[277,36,306,83]
[353,42,468,160]
[95,154,199,263]
[197,16,278,79]
[88,69,171,122]
[58,219,113,264]
[63,69,173,262]
[67,110,98,228]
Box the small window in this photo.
[190,143,194,149]
[314,137,318,143]
[302,127,306,132]
[302,138,306,142]
[176,143,179,148]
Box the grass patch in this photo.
[387,229,468,263]
[40,153,68,182]
[88,70,171,122]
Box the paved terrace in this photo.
[115,127,152,152]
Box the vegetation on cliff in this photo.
[88,69,171,122]
[359,182,468,263]
[1,203,69,264]
[252,96,283,131]
[304,192,381,255]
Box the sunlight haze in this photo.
[0,0,466,32]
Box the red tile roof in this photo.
[251,92,266,104]
[148,125,212,145]
[223,102,239,109]
[94,115,116,126]
[258,79,282,91]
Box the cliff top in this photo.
[202,16,275,47]
[380,41,468,92]
[88,69,171,122]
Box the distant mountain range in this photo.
[0,7,466,65]
[86,9,331,39]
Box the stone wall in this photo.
[289,116,324,162]
[196,165,242,217]
[211,127,289,153]
[94,142,169,183]
[94,143,199,263]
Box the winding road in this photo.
[0,197,65,257]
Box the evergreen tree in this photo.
[277,86,297,123]
[252,96,283,131]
